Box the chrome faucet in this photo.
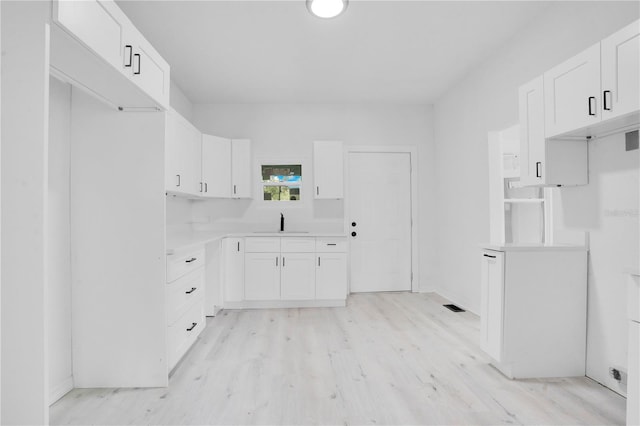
[280,213,285,232]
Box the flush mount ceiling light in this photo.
[306,0,348,19]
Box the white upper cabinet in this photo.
[519,77,546,186]
[165,110,202,196]
[231,139,252,199]
[544,43,601,138]
[601,20,640,121]
[202,135,232,198]
[519,77,588,187]
[125,30,170,109]
[52,0,170,109]
[313,141,344,199]
[55,0,124,69]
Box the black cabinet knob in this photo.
[351,231,357,237]
[351,222,357,227]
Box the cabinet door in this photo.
[316,253,347,300]
[313,141,344,199]
[223,238,244,303]
[244,253,280,300]
[602,20,640,121]
[281,253,316,300]
[628,320,640,425]
[231,139,251,198]
[544,43,601,137]
[480,250,504,362]
[519,76,545,186]
[55,0,124,70]
[129,33,170,109]
[202,134,231,198]
[165,111,201,195]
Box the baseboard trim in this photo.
[224,299,346,310]
[49,376,74,405]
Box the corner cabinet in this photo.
[519,76,588,187]
[165,109,202,196]
[231,139,252,198]
[313,141,344,199]
[479,246,587,379]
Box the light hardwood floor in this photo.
[50,292,626,425]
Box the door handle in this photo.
[535,162,542,178]
[588,96,596,116]
[134,53,141,75]
[603,90,611,111]
[351,231,357,237]
[351,222,357,227]
[124,45,133,67]
[186,322,197,331]
[185,257,197,263]
[185,287,197,294]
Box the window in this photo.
[261,164,302,201]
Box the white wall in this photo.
[191,103,437,291]
[553,133,639,393]
[47,77,73,404]
[432,0,638,392]
[170,80,194,122]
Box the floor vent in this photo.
[443,304,465,313]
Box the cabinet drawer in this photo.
[166,268,205,326]
[281,238,316,253]
[167,300,205,370]
[315,238,347,253]
[167,247,205,282]
[244,237,280,253]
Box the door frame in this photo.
[344,145,419,292]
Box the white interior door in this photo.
[348,152,412,292]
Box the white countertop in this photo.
[167,231,347,254]
[480,242,588,252]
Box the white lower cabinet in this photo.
[479,246,587,379]
[627,273,640,425]
[281,253,316,300]
[223,236,348,307]
[244,252,281,300]
[223,238,244,304]
[316,253,348,300]
[166,246,206,371]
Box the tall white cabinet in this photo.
[480,246,588,379]
[231,139,252,198]
[165,109,201,196]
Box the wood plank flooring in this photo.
[50,292,626,425]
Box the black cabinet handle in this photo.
[176,174,181,187]
[327,243,337,246]
[351,231,357,237]
[483,254,496,259]
[205,183,208,193]
[283,257,285,267]
[233,185,237,195]
[276,256,278,266]
[199,182,203,193]
[134,53,141,75]
[186,322,197,331]
[316,186,319,196]
[185,257,197,263]
[124,45,133,67]
[185,287,197,294]
[535,161,542,178]
[318,257,321,267]
[237,241,240,252]
[588,96,596,116]
[603,90,611,111]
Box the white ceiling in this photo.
[117,1,552,104]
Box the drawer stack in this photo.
[166,246,206,371]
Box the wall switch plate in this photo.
[626,130,639,151]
